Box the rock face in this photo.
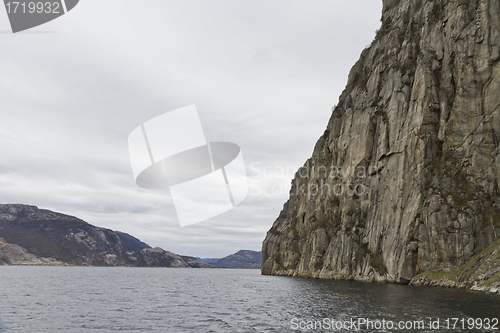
[213,250,262,269]
[0,204,213,268]
[262,0,500,284]
[410,237,500,293]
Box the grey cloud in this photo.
[0,0,382,257]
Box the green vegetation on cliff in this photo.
[411,237,500,293]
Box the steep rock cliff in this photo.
[262,0,500,284]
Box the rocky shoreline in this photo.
[410,276,499,294]
[410,237,500,294]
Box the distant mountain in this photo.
[213,250,262,269]
[0,204,213,268]
[197,257,220,265]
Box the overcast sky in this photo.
[0,0,382,258]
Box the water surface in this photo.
[0,267,498,332]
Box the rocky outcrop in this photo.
[410,237,500,293]
[0,204,213,268]
[263,0,500,284]
[214,250,262,269]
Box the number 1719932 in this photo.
[5,1,61,14]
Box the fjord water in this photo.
[0,267,498,333]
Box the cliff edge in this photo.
[262,0,500,288]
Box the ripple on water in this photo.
[0,267,498,333]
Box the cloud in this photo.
[0,0,382,257]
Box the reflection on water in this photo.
[0,266,498,332]
[289,277,499,331]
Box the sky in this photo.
[0,0,383,258]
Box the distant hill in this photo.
[180,256,214,268]
[197,257,220,265]
[0,204,213,268]
[213,250,262,269]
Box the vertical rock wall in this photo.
[262,0,500,283]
